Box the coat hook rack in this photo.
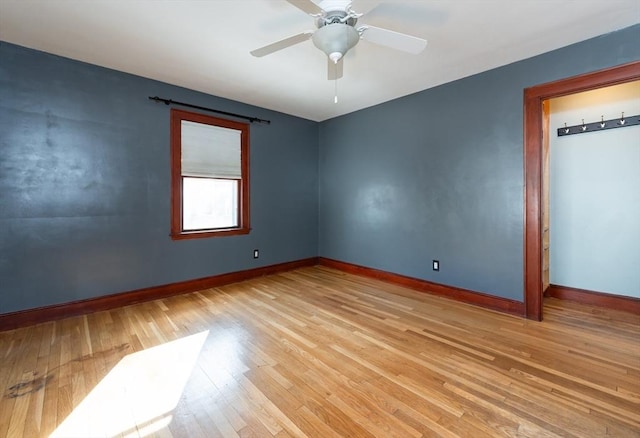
[557,112,640,136]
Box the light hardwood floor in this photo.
[1,266,639,437]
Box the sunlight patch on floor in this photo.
[202,331,246,388]
[50,330,209,438]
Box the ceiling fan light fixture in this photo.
[312,23,359,61]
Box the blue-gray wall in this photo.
[319,24,640,301]
[2,25,639,314]
[0,42,319,314]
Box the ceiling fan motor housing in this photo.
[315,9,358,28]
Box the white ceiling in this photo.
[1,0,639,121]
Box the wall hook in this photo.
[558,113,639,136]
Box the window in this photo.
[171,109,250,239]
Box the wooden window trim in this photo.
[170,109,250,240]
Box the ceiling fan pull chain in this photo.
[334,76,338,103]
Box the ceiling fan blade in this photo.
[250,31,314,57]
[327,57,344,80]
[360,25,427,54]
[352,0,383,14]
[285,0,323,15]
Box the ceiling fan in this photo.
[250,0,428,80]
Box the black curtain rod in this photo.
[148,96,270,124]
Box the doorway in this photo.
[523,61,640,321]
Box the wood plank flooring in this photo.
[1,266,639,437]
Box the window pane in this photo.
[183,178,238,230]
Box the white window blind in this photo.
[181,120,241,179]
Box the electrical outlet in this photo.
[432,260,440,271]
[253,249,259,259]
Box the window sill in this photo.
[171,227,251,240]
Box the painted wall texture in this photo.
[1,25,639,314]
[0,42,319,314]
[549,82,640,298]
[319,24,640,301]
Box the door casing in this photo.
[523,61,640,321]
